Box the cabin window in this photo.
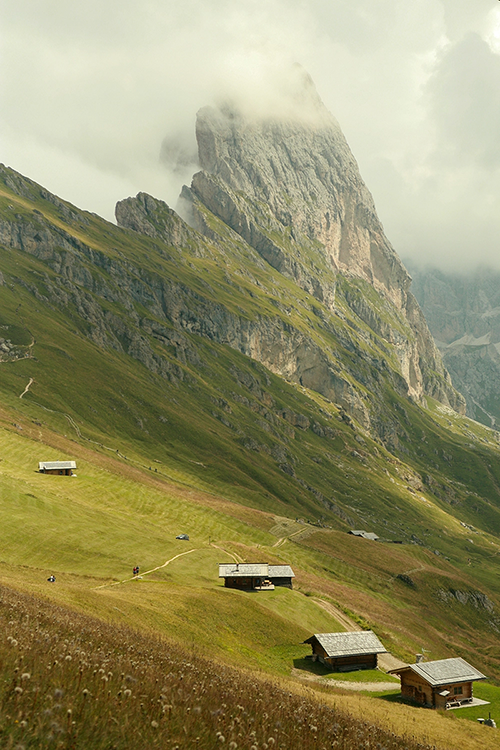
[453,686,463,695]
[417,685,422,692]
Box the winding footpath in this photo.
[93,548,198,589]
[19,377,34,398]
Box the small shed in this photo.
[218,563,295,590]
[389,657,486,709]
[39,461,76,476]
[304,631,387,672]
[268,564,295,588]
[219,563,270,590]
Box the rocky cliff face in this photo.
[177,72,463,414]
[409,264,500,427]
[187,72,410,310]
[0,70,465,453]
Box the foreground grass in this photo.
[0,583,433,750]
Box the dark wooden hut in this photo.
[389,657,486,709]
[304,631,387,672]
[38,461,76,476]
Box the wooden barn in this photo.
[389,657,486,709]
[38,461,76,476]
[268,565,295,588]
[304,631,387,672]
[218,563,295,590]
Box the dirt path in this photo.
[272,527,316,547]
[19,377,34,398]
[93,548,198,589]
[311,597,362,631]
[212,544,244,563]
[291,668,398,692]
[378,652,407,672]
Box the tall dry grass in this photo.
[0,583,435,749]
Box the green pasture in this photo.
[452,682,500,724]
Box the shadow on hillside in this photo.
[293,656,333,676]
[377,693,413,706]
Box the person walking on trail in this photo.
[133,566,140,576]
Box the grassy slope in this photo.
[2,168,500,745]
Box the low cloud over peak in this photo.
[1,0,499,272]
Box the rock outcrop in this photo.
[409,263,500,427]
[177,71,463,413]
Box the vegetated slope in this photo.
[0,583,444,750]
[2,159,500,689]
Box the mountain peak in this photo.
[187,76,410,310]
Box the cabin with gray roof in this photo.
[38,461,76,476]
[304,631,387,672]
[389,657,486,709]
[268,565,294,588]
[218,563,295,590]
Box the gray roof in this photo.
[219,563,268,578]
[391,658,486,687]
[268,565,295,578]
[350,530,379,541]
[305,631,387,657]
[39,461,77,470]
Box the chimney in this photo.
[415,653,424,664]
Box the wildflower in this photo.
[309,725,317,732]
[65,655,72,661]
[124,689,132,698]
[21,673,31,681]
[82,689,89,697]
[229,743,238,749]
[151,720,159,728]
[268,739,275,746]
[14,687,23,694]
[218,736,225,743]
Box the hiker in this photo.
[47,575,56,583]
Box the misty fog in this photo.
[1,0,499,272]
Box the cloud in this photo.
[1,0,499,269]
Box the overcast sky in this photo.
[1,0,499,272]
